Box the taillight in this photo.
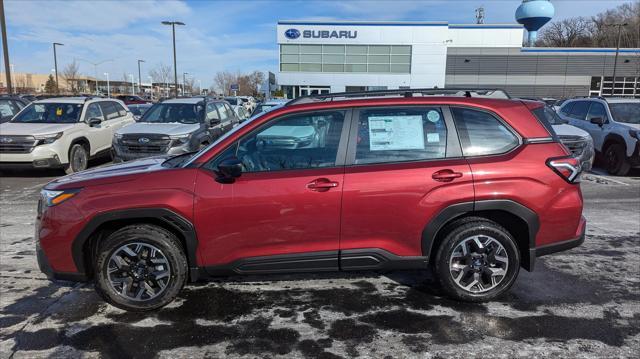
[547,156,582,183]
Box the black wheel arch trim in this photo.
[72,208,199,280]
[422,199,539,271]
[602,133,626,152]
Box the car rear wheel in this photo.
[434,218,519,302]
[64,144,88,174]
[604,143,630,176]
[94,224,188,311]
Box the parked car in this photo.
[112,97,239,162]
[238,96,257,113]
[528,103,594,171]
[558,97,639,175]
[36,89,585,311]
[0,97,134,173]
[233,105,251,122]
[253,99,289,115]
[127,103,152,120]
[116,95,150,105]
[0,95,29,123]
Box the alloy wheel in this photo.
[107,242,171,301]
[449,235,509,293]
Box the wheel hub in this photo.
[449,235,509,293]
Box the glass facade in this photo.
[590,76,639,98]
[280,45,412,74]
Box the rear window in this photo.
[530,106,561,138]
[451,107,519,156]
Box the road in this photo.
[0,167,639,358]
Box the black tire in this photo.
[64,144,88,174]
[604,143,631,176]
[433,218,520,302]
[94,224,188,311]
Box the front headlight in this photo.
[35,132,63,145]
[114,133,123,140]
[170,134,190,146]
[40,188,81,207]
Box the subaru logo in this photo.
[138,137,150,144]
[284,28,300,39]
[0,137,12,143]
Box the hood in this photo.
[0,122,77,136]
[552,124,589,138]
[46,156,169,190]
[116,122,200,136]
[620,123,640,130]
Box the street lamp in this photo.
[137,59,145,96]
[605,22,628,96]
[182,72,188,96]
[76,58,113,95]
[161,21,185,97]
[103,72,110,98]
[198,79,202,95]
[148,76,153,99]
[52,42,64,94]
[129,74,135,95]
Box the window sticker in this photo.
[56,107,63,116]
[427,110,441,123]
[427,133,440,143]
[368,115,424,151]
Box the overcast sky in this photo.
[2,0,634,88]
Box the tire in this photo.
[94,224,188,311]
[433,218,520,302]
[64,144,88,174]
[604,143,631,176]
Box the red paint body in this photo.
[38,97,584,274]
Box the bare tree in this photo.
[213,70,237,96]
[149,63,172,85]
[184,76,196,95]
[537,17,594,47]
[61,60,81,94]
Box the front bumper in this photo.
[112,142,191,162]
[36,241,88,282]
[0,156,63,169]
[630,141,640,168]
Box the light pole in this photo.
[605,23,628,96]
[129,74,135,95]
[137,59,145,96]
[182,72,188,96]
[148,76,153,99]
[161,21,185,97]
[52,42,64,94]
[198,79,202,95]
[103,72,110,98]
[1,0,13,94]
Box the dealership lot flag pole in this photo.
[1,0,12,94]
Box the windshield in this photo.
[129,104,151,116]
[140,103,203,124]
[11,103,83,123]
[225,98,238,106]
[0,100,22,120]
[609,103,640,124]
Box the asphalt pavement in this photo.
[0,166,639,358]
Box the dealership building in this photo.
[276,20,640,99]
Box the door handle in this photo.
[432,169,463,182]
[307,178,339,192]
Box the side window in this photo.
[99,102,119,121]
[559,102,574,116]
[225,104,236,119]
[236,111,345,172]
[113,102,128,117]
[206,103,221,121]
[451,107,519,156]
[216,103,229,121]
[587,102,607,120]
[568,101,589,120]
[355,107,447,165]
[84,103,104,121]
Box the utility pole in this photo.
[1,0,12,94]
[53,42,64,94]
[606,22,628,96]
[137,59,145,96]
[161,21,185,97]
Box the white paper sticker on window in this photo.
[368,115,424,151]
[427,133,440,143]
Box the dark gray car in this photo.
[112,97,239,162]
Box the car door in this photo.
[225,103,240,126]
[110,101,136,131]
[584,101,609,151]
[193,109,350,271]
[339,106,473,268]
[215,103,233,132]
[564,101,590,131]
[83,102,111,153]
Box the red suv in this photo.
[36,89,586,311]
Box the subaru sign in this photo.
[284,28,300,39]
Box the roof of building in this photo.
[277,20,523,29]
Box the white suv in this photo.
[0,97,135,173]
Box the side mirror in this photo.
[590,117,605,126]
[88,117,102,127]
[216,156,243,183]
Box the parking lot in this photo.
[0,165,637,358]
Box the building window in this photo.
[591,76,639,98]
[280,44,411,74]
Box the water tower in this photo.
[516,0,555,46]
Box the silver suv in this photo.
[112,97,239,162]
[558,97,639,175]
[0,97,134,173]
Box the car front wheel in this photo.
[604,143,631,176]
[64,144,88,174]
[434,218,520,302]
[94,224,188,311]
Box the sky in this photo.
[2,0,634,89]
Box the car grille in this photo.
[559,135,587,157]
[119,134,171,154]
[0,135,38,153]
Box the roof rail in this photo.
[571,95,608,101]
[285,88,511,106]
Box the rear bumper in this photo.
[534,215,586,258]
